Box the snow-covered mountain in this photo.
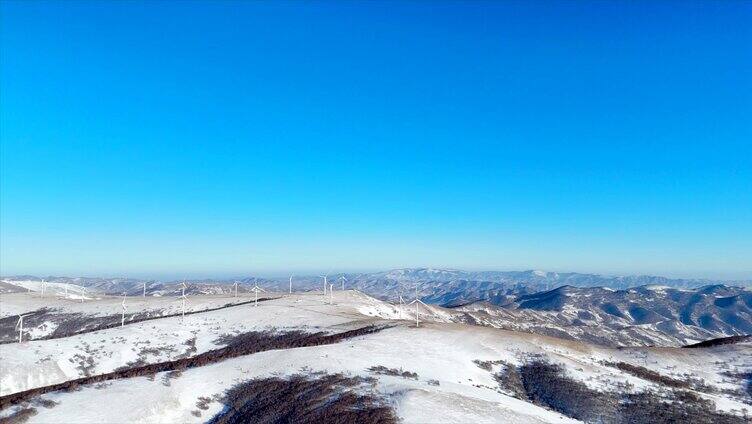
[3,269,750,348]
[0,289,750,423]
[340,268,751,303]
[450,284,752,347]
[5,268,748,298]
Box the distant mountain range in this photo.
[3,268,750,347]
[274,268,751,305]
[451,284,752,346]
[3,267,750,298]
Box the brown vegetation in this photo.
[367,366,418,380]
[602,361,691,389]
[491,359,748,423]
[208,373,397,424]
[683,335,751,348]
[0,407,37,424]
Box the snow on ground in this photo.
[0,289,263,319]
[1,290,750,423]
[0,292,365,395]
[0,280,93,305]
[11,323,581,423]
[607,344,752,413]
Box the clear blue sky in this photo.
[1,1,750,280]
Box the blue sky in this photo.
[1,1,750,279]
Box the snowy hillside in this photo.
[6,268,750,298]
[3,273,750,348]
[450,285,752,347]
[0,284,750,423]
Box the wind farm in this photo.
[1,274,750,424]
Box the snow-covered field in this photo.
[1,286,750,423]
[0,290,271,320]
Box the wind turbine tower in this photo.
[121,295,128,327]
[408,288,430,328]
[320,274,329,296]
[180,281,188,318]
[289,275,293,294]
[15,313,31,343]
[398,290,406,319]
[250,282,265,307]
[339,276,347,291]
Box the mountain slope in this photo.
[3,272,750,347]
[0,290,749,423]
[449,285,752,347]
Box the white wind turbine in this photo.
[16,313,31,343]
[319,273,329,296]
[289,275,293,294]
[233,281,239,298]
[80,287,87,303]
[121,294,128,327]
[250,282,265,307]
[143,282,147,298]
[329,283,334,305]
[408,287,430,328]
[179,281,188,318]
[397,289,406,319]
[339,276,347,291]
[40,279,46,298]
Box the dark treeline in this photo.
[209,374,397,424]
[496,360,749,424]
[602,362,692,389]
[683,335,751,348]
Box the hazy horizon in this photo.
[2,266,751,283]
